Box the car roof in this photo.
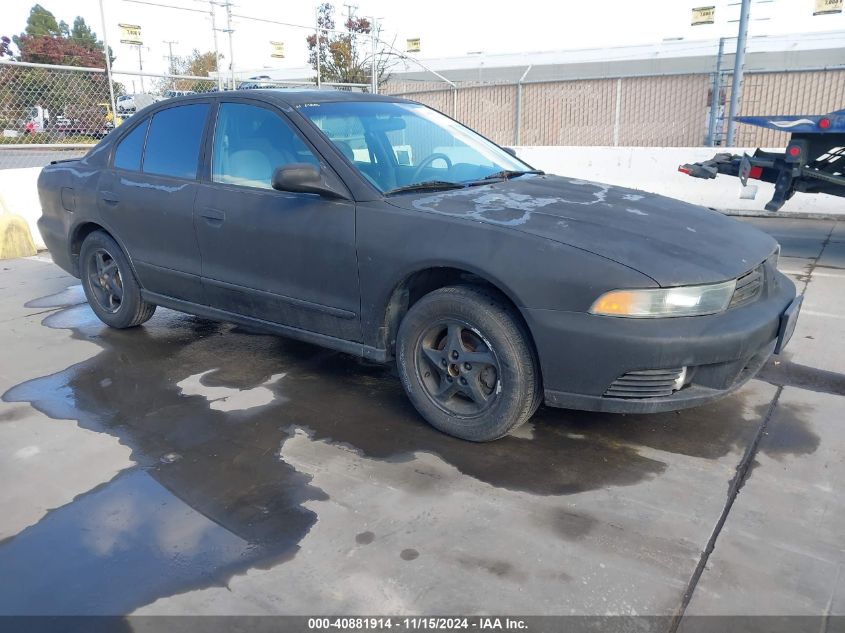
[251,89,410,107]
[159,88,409,107]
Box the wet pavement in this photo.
[0,217,843,627]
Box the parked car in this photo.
[158,89,195,101]
[117,93,158,113]
[36,90,800,441]
[238,76,277,90]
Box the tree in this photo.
[0,5,124,140]
[70,17,98,49]
[158,49,219,93]
[0,36,14,59]
[305,2,392,89]
[22,4,61,37]
[12,6,114,68]
[15,35,105,67]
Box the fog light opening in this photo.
[673,367,688,392]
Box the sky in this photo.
[4,0,845,78]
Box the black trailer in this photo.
[679,109,845,211]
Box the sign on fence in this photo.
[118,23,143,45]
[814,0,842,15]
[270,41,285,58]
[691,6,715,25]
[406,38,421,53]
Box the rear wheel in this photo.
[80,230,156,328]
[396,285,541,441]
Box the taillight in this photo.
[785,140,808,164]
[749,166,763,179]
[819,118,831,129]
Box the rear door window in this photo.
[142,103,209,179]
[113,118,149,171]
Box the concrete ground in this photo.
[0,217,843,630]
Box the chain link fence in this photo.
[0,59,367,170]
[3,57,845,171]
[386,65,845,149]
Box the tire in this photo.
[396,285,541,442]
[79,230,156,328]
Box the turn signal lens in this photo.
[590,280,737,318]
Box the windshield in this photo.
[297,101,533,193]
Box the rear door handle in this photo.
[199,207,225,226]
[100,191,119,204]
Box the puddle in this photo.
[0,285,821,613]
[0,468,315,615]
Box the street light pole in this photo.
[726,0,751,147]
[706,37,725,147]
[136,44,145,92]
[97,0,118,121]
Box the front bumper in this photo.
[527,270,797,414]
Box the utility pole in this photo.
[370,17,377,94]
[209,1,222,90]
[222,0,235,90]
[344,4,358,27]
[726,0,751,147]
[315,8,321,89]
[163,39,178,89]
[135,44,145,92]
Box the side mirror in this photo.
[271,163,345,198]
[501,146,518,157]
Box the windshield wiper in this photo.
[467,169,545,185]
[384,181,466,195]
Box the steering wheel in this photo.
[409,152,453,182]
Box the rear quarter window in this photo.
[142,103,209,179]
[113,118,149,171]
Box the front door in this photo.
[193,100,360,341]
[98,102,210,303]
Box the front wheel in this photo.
[396,285,541,442]
[80,230,156,328]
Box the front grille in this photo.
[604,368,685,399]
[729,265,763,309]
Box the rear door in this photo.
[98,101,211,303]
[193,99,360,341]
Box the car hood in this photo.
[386,174,777,286]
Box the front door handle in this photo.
[100,191,119,204]
[199,207,225,225]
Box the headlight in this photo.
[589,279,737,318]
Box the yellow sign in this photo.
[270,41,285,58]
[406,38,421,53]
[691,6,715,25]
[814,0,842,15]
[118,23,142,45]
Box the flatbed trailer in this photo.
[679,109,845,211]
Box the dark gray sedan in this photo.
[36,90,800,441]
